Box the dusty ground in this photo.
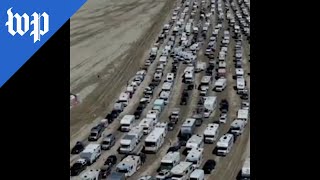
[70,0,250,179]
[70,0,177,137]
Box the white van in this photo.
[185,148,204,168]
[241,157,250,179]
[81,169,100,180]
[236,68,244,77]
[144,124,167,153]
[118,92,130,106]
[166,73,175,82]
[186,134,204,152]
[139,118,154,135]
[237,77,245,91]
[189,169,205,180]
[120,115,135,132]
[237,109,249,124]
[230,119,246,136]
[204,123,220,143]
[216,134,234,156]
[214,78,227,92]
[160,151,181,171]
[146,110,160,125]
[170,161,194,180]
[160,56,168,65]
[80,144,101,165]
[116,155,141,177]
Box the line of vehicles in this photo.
[70,0,250,179]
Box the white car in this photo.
[138,175,154,180]
[156,169,171,180]
[219,113,228,123]
[241,101,250,110]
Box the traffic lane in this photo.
[131,24,213,177]
[128,64,193,179]
[207,122,250,179]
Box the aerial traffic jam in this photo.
[70,0,250,179]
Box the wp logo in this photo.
[5,8,49,43]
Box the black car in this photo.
[187,84,194,90]
[203,159,216,174]
[134,110,142,119]
[182,90,189,98]
[70,159,87,176]
[220,99,229,112]
[220,99,229,106]
[105,113,114,123]
[105,155,117,166]
[180,97,187,105]
[167,142,181,152]
[240,93,249,100]
[109,110,119,122]
[168,122,175,131]
[71,141,84,154]
[100,164,112,178]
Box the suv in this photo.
[219,113,228,123]
[88,124,104,141]
[70,159,87,176]
[203,159,216,174]
[101,134,116,150]
[100,164,112,179]
[71,141,84,154]
[105,155,117,166]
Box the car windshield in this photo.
[117,169,128,173]
[231,127,241,130]
[90,132,97,137]
[107,157,114,163]
[160,162,173,170]
[72,163,82,169]
[217,147,228,150]
[121,145,130,148]
[102,141,110,145]
[172,174,183,178]
[205,134,215,138]
[145,142,156,147]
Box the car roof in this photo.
[205,159,216,164]
[108,155,116,158]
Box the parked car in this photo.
[71,141,84,154]
[105,155,117,166]
[180,97,188,105]
[134,109,143,119]
[219,113,228,123]
[167,142,181,152]
[156,169,171,179]
[138,175,155,180]
[70,159,87,176]
[105,113,115,123]
[100,164,112,178]
[168,122,175,131]
[101,134,116,150]
[203,159,216,174]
